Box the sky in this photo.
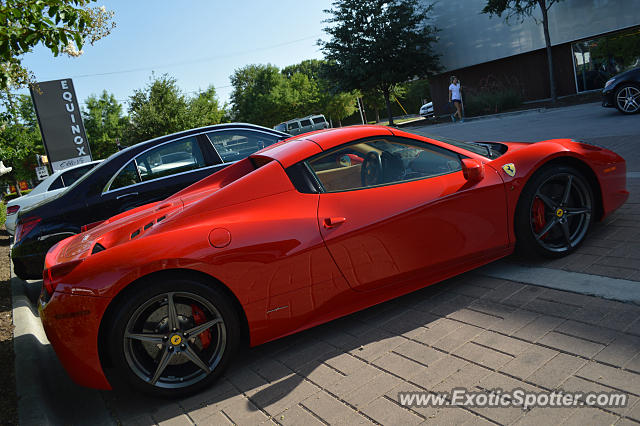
[20,0,334,108]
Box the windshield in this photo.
[425,134,503,159]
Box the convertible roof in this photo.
[255,125,395,168]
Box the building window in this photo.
[572,26,640,92]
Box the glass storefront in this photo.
[572,26,640,92]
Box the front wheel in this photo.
[107,277,241,397]
[614,84,640,114]
[515,165,594,258]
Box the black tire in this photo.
[107,276,241,398]
[614,83,640,114]
[12,259,29,281]
[515,165,594,259]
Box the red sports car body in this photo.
[38,126,628,396]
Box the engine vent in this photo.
[92,243,106,254]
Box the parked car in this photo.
[11,123,288,279]
[274,114,329,135]
[419,101,434,118]
[39,125,627,397]
[602,66,640,114]
[5,161,102,235]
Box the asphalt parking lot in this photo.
[11,103,640,425]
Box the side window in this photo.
[306,138,461,192]
[287,122,299,131]
[110,161,141,191]
[300,119,312,127]
[48,176,64,191]
[60,164,95,187]
[109,136,204,191]
[312,117,326,125]
[206,130,280,163]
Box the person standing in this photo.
[448,76,464,123]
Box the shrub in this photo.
[3,189,32,202]
[0,202,6,228]
[464,88,523,117]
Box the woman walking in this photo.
[448,76,464,123]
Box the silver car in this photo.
[4,160,101,235]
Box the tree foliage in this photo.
[319,0,440,124]
[125,74,225,145]
[82,90,127,159]
[0,0,115,90]
[0,94,43,186]
[230,60,359,128]
[481,0,559,20]
[230,64,286,127]
[482,0,563,102]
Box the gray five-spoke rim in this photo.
[123,291,226,389]
[616,86,640,113]
[530,173,592,253]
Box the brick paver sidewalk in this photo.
[104,271,640,425]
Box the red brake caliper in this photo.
[532,197,547,238]
[191,305,212,349]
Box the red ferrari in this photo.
[39,126,628,397]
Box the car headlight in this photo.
[604,78,616,88]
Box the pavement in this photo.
[11,103,640,425]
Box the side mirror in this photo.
[461,158,485,183]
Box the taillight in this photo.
[15,217,41,243]
[81,220,105,233]
[6,205,20,215]
[42,259,84,297]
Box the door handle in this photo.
[323,217,346,228]
[116,192,139,200]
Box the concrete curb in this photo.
[11,260,115,425]
[478,260,640,305]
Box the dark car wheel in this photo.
[515,165,594,258]
[107,277,241,397]
[614,84,640,114]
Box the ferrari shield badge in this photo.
[502,163,516,177]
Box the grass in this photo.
[0,203,5,227]
[368,117,424,126]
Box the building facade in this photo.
[426,0,640,116]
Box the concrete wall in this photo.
[428,0,640,72]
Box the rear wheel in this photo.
[515,165,594,258]
[107,277,241,397]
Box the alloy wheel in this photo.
[123,291,226,389]
[529,172,592,253]
[616,85,640,113]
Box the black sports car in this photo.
[12,123,288,279]
[602,66,640,114]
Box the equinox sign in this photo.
[30,78,93,172]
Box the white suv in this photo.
[274,114,330,136]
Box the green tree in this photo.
[0,94,43,193]
[82,91,128,159]
[320,0,439,125]
[286,59,359,126]
[0,0,115,90]
[402,78,431,113]
[324,90,358,126]
[362,85,408,123]
[125,75,226,145]
[482,0,563,103]
[188,86,226,128]
[230,64,288,126]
